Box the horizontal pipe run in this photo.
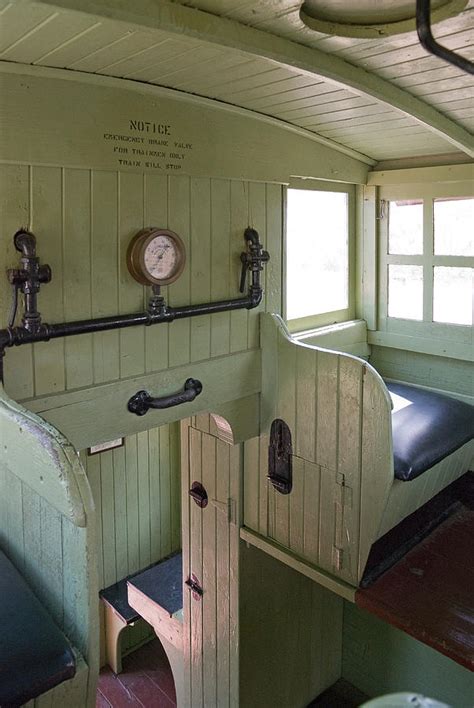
[0,293,260,350]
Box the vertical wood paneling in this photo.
[144,173,169,372]
[181,418,192,708]
[302,459,321,562]
[228,442,240,708]
[125,433,140,576]
[247,182,266,350]
[137,430,151,568]
[63,169,93,390]
[258,433,269,537]
[1,163,34,399]
[118,172,145,378]
[112,444,128,580]
[215,438,231,708]
[202,433,217,707]
[295,346,317,460]
[168,175,191,366]
[265,183,283,314]
[91,171,119,384]
[210,179,231,358]
[3,164,283,401]
[243,436,259,531]
[255,316,395,586]
[100,450,116,587]
[337,358,363,582]
[32,166,65,395]
[230,181,248,353]
[191,178,211,362]
[149,425,162,561]
[82,423,181,589]
[189,426,203,707]
[316,352,339,470]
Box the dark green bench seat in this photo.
[0,549,76,707]
[386,382,474,482]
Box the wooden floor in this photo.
[97,639,176,707]
[356,488,474,671]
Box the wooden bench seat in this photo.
[0,549,76,707]
[100,552,182,674]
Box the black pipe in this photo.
[0,293,259,348]
[416,0,474,75]
[0,228,268,384]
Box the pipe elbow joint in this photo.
[14,230,37,258]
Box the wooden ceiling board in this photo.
[168,55,257,90]
[0,12,98,64]
[0,3,57,54]
[29,23,132,68]
[2,0,472,161]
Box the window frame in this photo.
[377,180,473,346]
[283,178,356,333]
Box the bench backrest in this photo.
[0,384,99,676]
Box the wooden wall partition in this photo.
[244,314,394,588]
[0,163,282,406]
[181,414,344,708]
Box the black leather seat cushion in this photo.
[386,381,474,482]
[0,550,76,707]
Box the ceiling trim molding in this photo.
[0,61,376,167]
[28,0,474,157]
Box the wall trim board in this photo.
[368,330,473,363]
[240,527,356,603]
[368,162,474,186]
[21,349,261,448]
[0,62,371,179]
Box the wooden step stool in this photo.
[128,553,184,707]
[100,552,183,679]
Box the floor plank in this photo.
[97,639,177,707]
[356,497,474,670]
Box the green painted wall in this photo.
[343,602,474,707]
[370,346,474,399]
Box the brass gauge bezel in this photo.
[126,227,186,286]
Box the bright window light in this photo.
[434,198,474,256]
[388,264,423,320]
[388,200,423,255]
[433,267,473,325]
[286,189,348,321]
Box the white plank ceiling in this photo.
[0,0,473,163]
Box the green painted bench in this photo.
[0,386,99,707]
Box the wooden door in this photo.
[181,415,241,708]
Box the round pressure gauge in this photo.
[127,227,186,286]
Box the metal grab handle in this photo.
[127,377,203,416]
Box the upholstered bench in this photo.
[0,549,76,707]
[386,381,474,482]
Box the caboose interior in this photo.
[0,1,473,707]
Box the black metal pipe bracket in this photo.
[127,378,202,416]
[416,0,474,75]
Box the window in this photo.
[285,182,354,331]
[378,185,473,340]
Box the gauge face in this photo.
[127,228,186,286]
[144,234,178,281]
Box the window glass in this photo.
[388,264,423,320]
[286,189,348,321]
[434,198,474,256]
[388,200,423,255]
[433,267,473,325]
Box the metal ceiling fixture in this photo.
[416,0,474,74]
[300,0,468,38]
